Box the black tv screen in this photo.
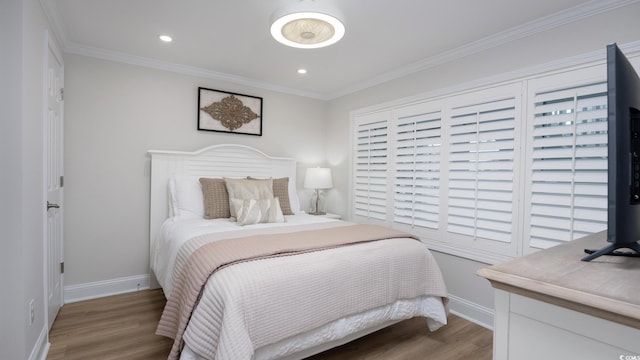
[583,43,640,261]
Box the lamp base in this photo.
[308,211,327,216]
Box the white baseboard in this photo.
[64,274,150,303]
[448,294,494,330]
[29,325,49,360]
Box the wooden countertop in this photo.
[477,231,640,329]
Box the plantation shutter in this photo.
[351,58,613,262]
[527,80,608,249]
[353,113,389,221]
[446,96,517,243]
[393,108,442,229]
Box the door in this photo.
[46,38,64,329]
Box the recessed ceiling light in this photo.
[159,35,173,42]
[297,68,308,74]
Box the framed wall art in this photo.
[197,87,263,136]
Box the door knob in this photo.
[47,201,60,210]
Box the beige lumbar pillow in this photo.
[230,197,285,225]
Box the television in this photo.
[583,43,640,261]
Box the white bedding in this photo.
[152,214,448,360]
[182,296,446,360]
[151,214,339,296]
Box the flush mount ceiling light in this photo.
[270,0,345,49]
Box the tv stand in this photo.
[582,241,640,261]
[478,231,640,360]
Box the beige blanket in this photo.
[157,223,447,359]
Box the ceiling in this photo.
[44,0,624,99]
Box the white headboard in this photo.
[148,144,298,258]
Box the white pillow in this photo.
[287,179,301,214]
[167,175,300,217]
[230,197,285,225]
[168,176,204,219]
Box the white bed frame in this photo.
[147,144,403,360]
[148,144,298,275]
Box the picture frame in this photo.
[197,87,263,136]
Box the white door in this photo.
[46,39,64,329]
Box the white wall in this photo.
[63,55,328,288]
[326,2,640,323]
[3,3,637,358]
[1,0,58,358]
[0,1,26,358]
[58,0,640,331]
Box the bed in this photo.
[148,144,449,360]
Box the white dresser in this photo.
[478,231,640,360]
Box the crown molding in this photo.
[329,0,640,99]
[42,0,639,101]
[39,0,67,48]
[350,39,640,116]
[64,42,330,100]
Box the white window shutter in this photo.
[350,57,616,262]
[393,108,442,229]
[447,96,517,244]
[526,75,608,250]
[353,112,390,221]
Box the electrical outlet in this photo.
[28,299,35,325]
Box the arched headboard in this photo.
[148,144,298,260]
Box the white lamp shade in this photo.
[304,167,333,189]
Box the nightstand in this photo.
[322,213,342,220]
[308,212,342,219]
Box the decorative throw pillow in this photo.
[230,197,285,225]
[247,177,293,215]
[224,178,274,218]
[199,178,230,219]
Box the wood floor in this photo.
[47,289,492,360]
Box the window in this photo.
[524,69,608,252]
[393,104,442,229]
[353,112,389,222]
[351,59,620,263]
[447,95,518,245]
